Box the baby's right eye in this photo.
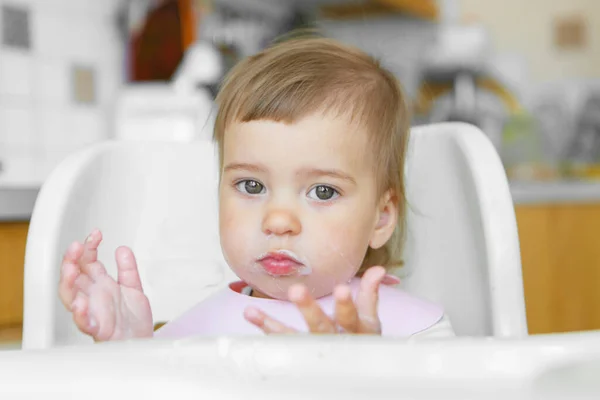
[235,180,265,195]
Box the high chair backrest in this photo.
[23,140,235,348]
[401,122,526,337]
[22,122,527,349]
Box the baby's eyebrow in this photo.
[223,163,267,173]
[299,168,356,185]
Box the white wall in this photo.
[0,0,124,185]
[457,0,600,84]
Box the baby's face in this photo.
[218,113,394,299]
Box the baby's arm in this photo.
[409,314,456,339]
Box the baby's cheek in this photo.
[220,206,262,261]
[312,224,367,273]
[220,211,245,255]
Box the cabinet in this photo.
[516,204,600,334]
[0,222,28,332]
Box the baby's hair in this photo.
[213,35,410,275]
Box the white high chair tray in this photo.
[1,332,599,399]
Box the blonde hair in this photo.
[213,36,410,276]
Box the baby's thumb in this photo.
[115,246,144,292]
[381,273,401,286]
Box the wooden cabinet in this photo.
[516,204,600,334]
[0,222,28,329]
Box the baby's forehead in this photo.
[220,115,377,174]
[225,113,372,149]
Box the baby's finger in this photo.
[244,307,296,334]
[381,274,401,286]
[334,285,359,333]
[73,273,93,296]
[288,284,337,334]
[63,241,84,264]
[71,293,98,337]
[59,248,82,310]
[89,303,117,342]
[64,232,105,282]
[115,246,144,291]
[79,229,102,265]
[81,261,112,282]
[80,261,108,282]
[355,266,386,333]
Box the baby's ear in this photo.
[369,190,398,249]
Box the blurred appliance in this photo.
[115,42,222,142]
[415,24,521,150]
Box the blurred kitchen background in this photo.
[0,0,599,347]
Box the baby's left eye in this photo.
[307,185,339,201]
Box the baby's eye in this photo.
[235,180,265,195]
[307,185,339,201]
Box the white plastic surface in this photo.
[0,344,209,399]
[4,331,600,399]
[22,122,526,350]
[402,122,527,337]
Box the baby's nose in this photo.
[261,208,301,236]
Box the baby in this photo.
[58,37,455,340]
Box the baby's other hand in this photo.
[58,229,154,342]
[244,266,386,334]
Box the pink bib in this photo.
[155,278,444,337]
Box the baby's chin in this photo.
[246,274,346,300]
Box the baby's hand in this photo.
[244,266,387,334]
[58,229,154,342]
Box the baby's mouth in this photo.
[256,250,311,277]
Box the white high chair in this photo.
[22,122,527,349]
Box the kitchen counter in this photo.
[0,156,49,221]
[0,187,40,221]
[510,180,600,205]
